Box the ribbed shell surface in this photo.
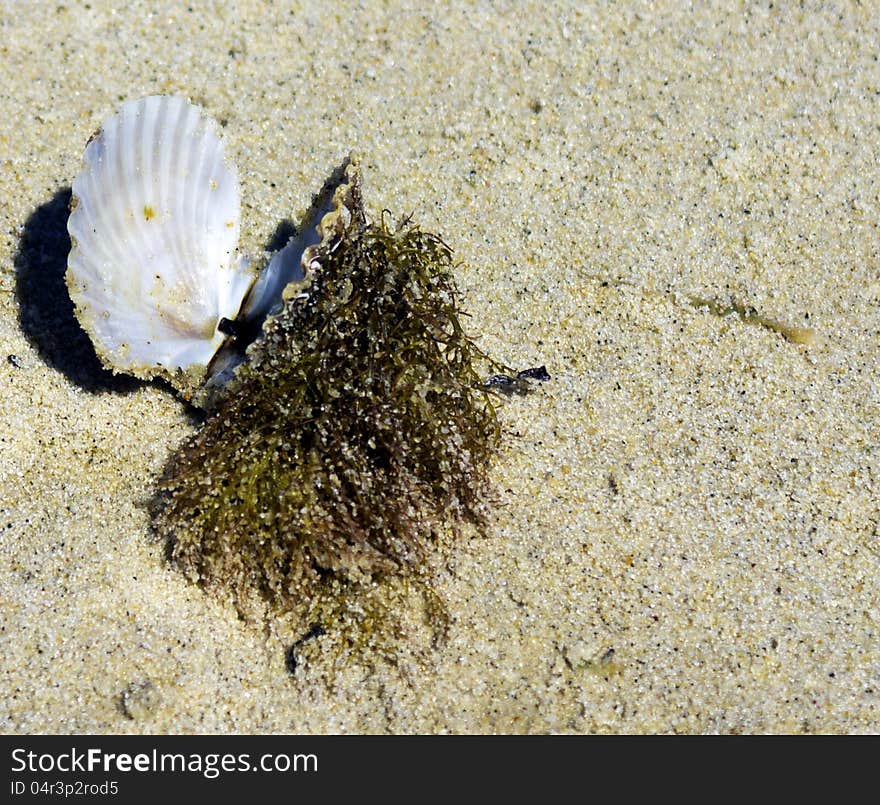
[66,95,253,390]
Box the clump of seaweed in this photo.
[154,160,517,628]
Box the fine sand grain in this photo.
[2,0,879,733]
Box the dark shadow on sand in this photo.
[14,187,140,394]
[264,219,298,253]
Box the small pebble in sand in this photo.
[120,680,161,721]
[563,635,615,672]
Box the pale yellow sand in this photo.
[2,0,879,733]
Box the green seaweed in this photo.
[153,164,511,631]
[683,294,816,345]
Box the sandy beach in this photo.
[2,0,879,733]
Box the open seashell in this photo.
[66,95,256,398]
[67,95,363,403]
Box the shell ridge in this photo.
[68,178,106,284]
[125,98,150,306]
[186,104,227,325]
[82,118,123,291]
[207,151,231,316]
[172,99,198,300]
[180,106,208,311]
[155,97,189,353]
[163,98,214,367]
[89,112,137,351]
[193,123,219,316]
[119,98,157,360]
[164,98,192,311]
[94,114,132,304]
[138,98,164,283]
[194,111,245,326]
[142,96,177,363]
[117,102,145,307]
[187,106,239,353]
[139,97,160,287]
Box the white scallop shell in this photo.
[66,95,255,394]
